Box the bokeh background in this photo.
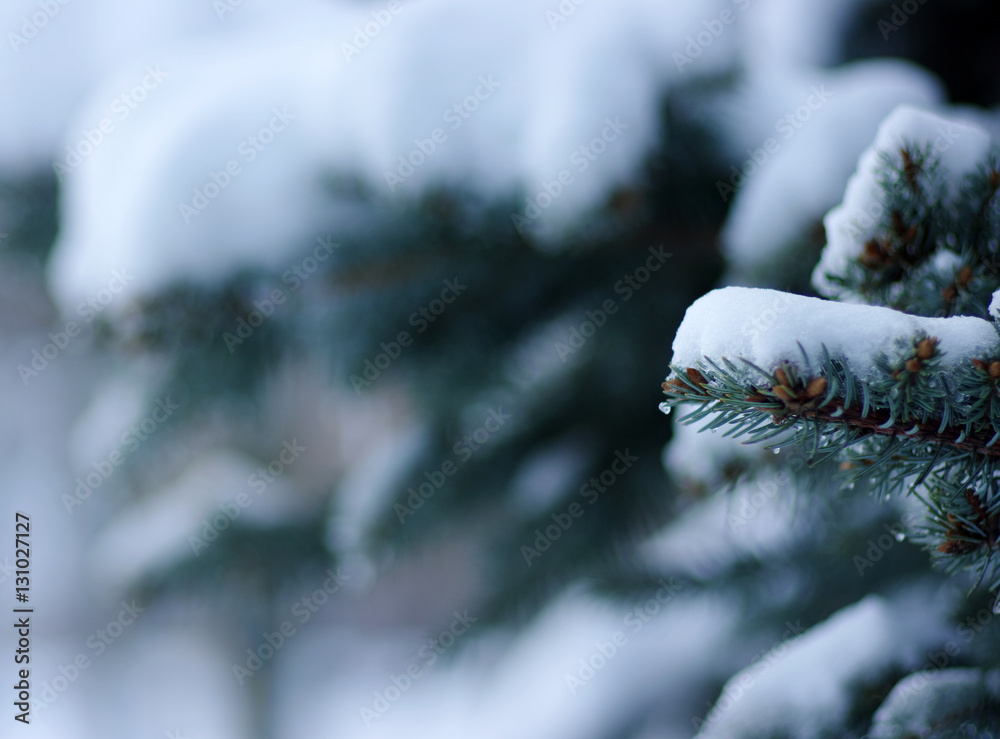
[3,0,1000,737]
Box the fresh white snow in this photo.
[44,0,740,312]
[719,61,941,281]
[670,286,1000,383]
[641,469,804,580]
[277,586,739,739]
[90,449,302,590]
[814,105,993,298]
[989,289,1000,323]
[868,667,1000,738]
[7,1,996,736]
[695,588,956,739]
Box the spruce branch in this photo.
[662,334,1000,461]
[664,110,1000,596]
[660,350,1000,591]
[662,288,1000,590]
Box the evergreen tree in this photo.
[8,0,1000,736]
[662,106,1000,736]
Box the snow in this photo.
[740,0,879,68]
[669,286,1000,383]
[0,0,344,172]
[44,0,740,313]
[990,289,1000,323]
[695,588,956,739]
[90,449,301,590]
[509,434,597,515]
[641,469,804,580]
[720,60,941,280]
[814,105,993,298]
[868,668,1000,739]
[277,586,740,739]
[10,1,996,735]
[326,418,428,566]
[0,338,96,627]
[663,407,764,488]
[84,629,249,739]
[68,371,150,471]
